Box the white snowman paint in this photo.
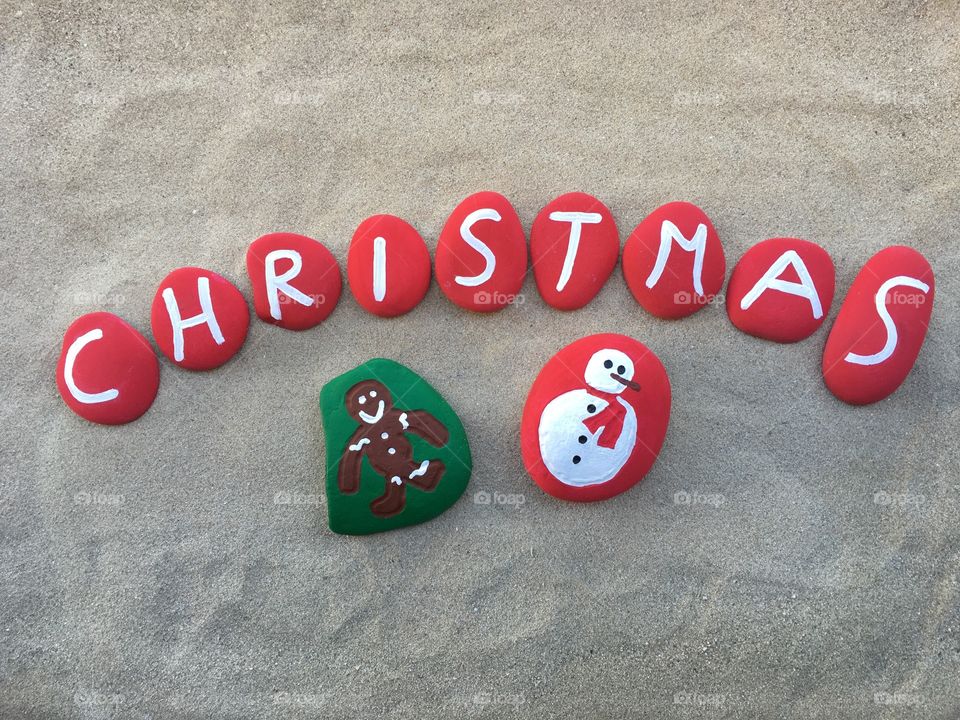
[538,348,639,487]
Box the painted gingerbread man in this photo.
[337,379,449,517]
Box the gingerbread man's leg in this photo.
[405,459,445,491]
[370,475,407,518]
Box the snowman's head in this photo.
[584,349,639,393]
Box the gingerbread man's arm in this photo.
[398,410,449,447]
[337,429,369,493]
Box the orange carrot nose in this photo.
[611,373,640,391]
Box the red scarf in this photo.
[581,391,628,449]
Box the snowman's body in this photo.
[538,388,638,487]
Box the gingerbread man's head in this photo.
[344,380,394,425]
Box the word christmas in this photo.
[55,191,935,532]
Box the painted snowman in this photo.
[521,333,671,502]
[538,349,640,487]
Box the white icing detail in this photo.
[584,349,635,393]
[454,208,500,287]
[369,391,377,398]
[358,395,366,404]
[645,220,708,295]
[844,275,930,366]
[161,276,225,363]
[399,412,409,429]
[548,211,603,292]
[264,249,314,320]
[358,400,385,424]
[739,250,823,319]
[63,329,120,404]
[409,460,429,479]
[380,432,389,439]
[538,391,637,487]
[373,236,387,302]
[390,476,403,486]
[348,438,370,451]
[388,448,396,455]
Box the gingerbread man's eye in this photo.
[358,396,367,405]
[370,390,378,398]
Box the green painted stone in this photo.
[319,358,472,535]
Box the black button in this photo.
[572,455,581,464]
[578,435,587,444]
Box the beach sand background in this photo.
[2,2,959,718]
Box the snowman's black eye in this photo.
[617,365,626,375]
[587,404,596,413]
[603,360,613,369]
[578,435,587,444]
[572,455,581,464]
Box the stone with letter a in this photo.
[521,333,671,502]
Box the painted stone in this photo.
[320,358,472,534]
[530,192,619,310]
[246,232,342,330]
[726,237,835,343]
[435,191,527,312]
[56,312,160,425]
[151,267,250,370]
[622,201,725,319]
[347,215,431,317]
[521,333,671,502]
[822,246,934,405]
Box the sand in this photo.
[2,1,959,718]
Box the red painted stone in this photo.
[56,312,159,425]
[246,232,342,330]
[622,201,725,319]
[521,333,671,502]
[530,192,619,310]
[726,237,835,343]
[435,191,527,312]
[347,215,431,317]
[151,267,250,370]
[822,246,934,405]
